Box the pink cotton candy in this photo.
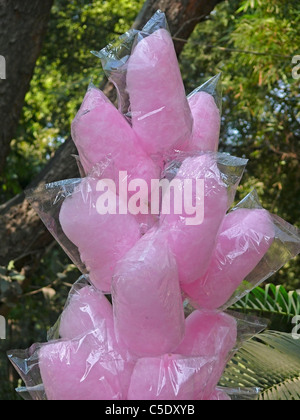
[127,29,193,156]
[187,92,220,152]
[59,178,141,292]
[127,354,215,400]
[176,310,237,399]
[59,285,114,342]
[71,86,160,192]
[182,208,275,309]
[176,310,237,358]
[39,332,127,400]
[78,84,111,112]
[161,154,228,285]
[112,228,185,357]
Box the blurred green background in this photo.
[0,0,299,400]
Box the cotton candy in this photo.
[112,228,185,357]
[176,310,237,398]
[59,285,114,342]
[59,177,141,292]
[161,154,228,285]
[127,29,193,156]
[39,332,126,400]
[176,310,237,358]
[187,91,221,152]
[127,354,215,400]
[72,86,160,194]
[182,208,275,309]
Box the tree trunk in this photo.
[0,139,79,267]
[133,0,224,55]
[0,0,224,315]
[0,0,54,175]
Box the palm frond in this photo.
[221,331,300,400]
[232,284,300,317]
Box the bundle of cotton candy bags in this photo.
[38,278,238,400]
[11,11,300,401]
[60,20,225,293]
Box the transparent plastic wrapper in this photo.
[71,83,161,191]
[210,387,261,401]
[127,354,217,400]
[93,10,169,116]
[94,11,192,159]
[112,227,185,357]
[9,332,135,401]
[187,73,222,153]
[158,152,248,286]
[9,345,215,401]
[26,175,143,293]
[174,308,267,400]
[49,275,116,343]
[93,11,222,159]
[182,190,300,310]
[207,388,231,401]
[126,26,193,157]
[8,276,266,401]
[10,276,137,400]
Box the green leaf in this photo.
[221,331,300,400]
[232,284,300,317]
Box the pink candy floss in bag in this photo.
[182,208,275,309]
[127,353,215,400]
[59,177,141,292]
[161,154,228,285]
[112,228,185,357]
[39,332,126,401]
[127,29,193,157]
[176,310,237,398]
[59,285,115,342]
[187,91,221,152]
[72,85,160,193]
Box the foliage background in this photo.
[0,0,299,400]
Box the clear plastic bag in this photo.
[26,175,144,293]
[182,190,300,310]
[92,11,222,159]
[92,10,169,116]
[213,386,261,401]
[9,331,135,401]
[188,73,223,114]
[94,11,191,158]
[186,74,223,152]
